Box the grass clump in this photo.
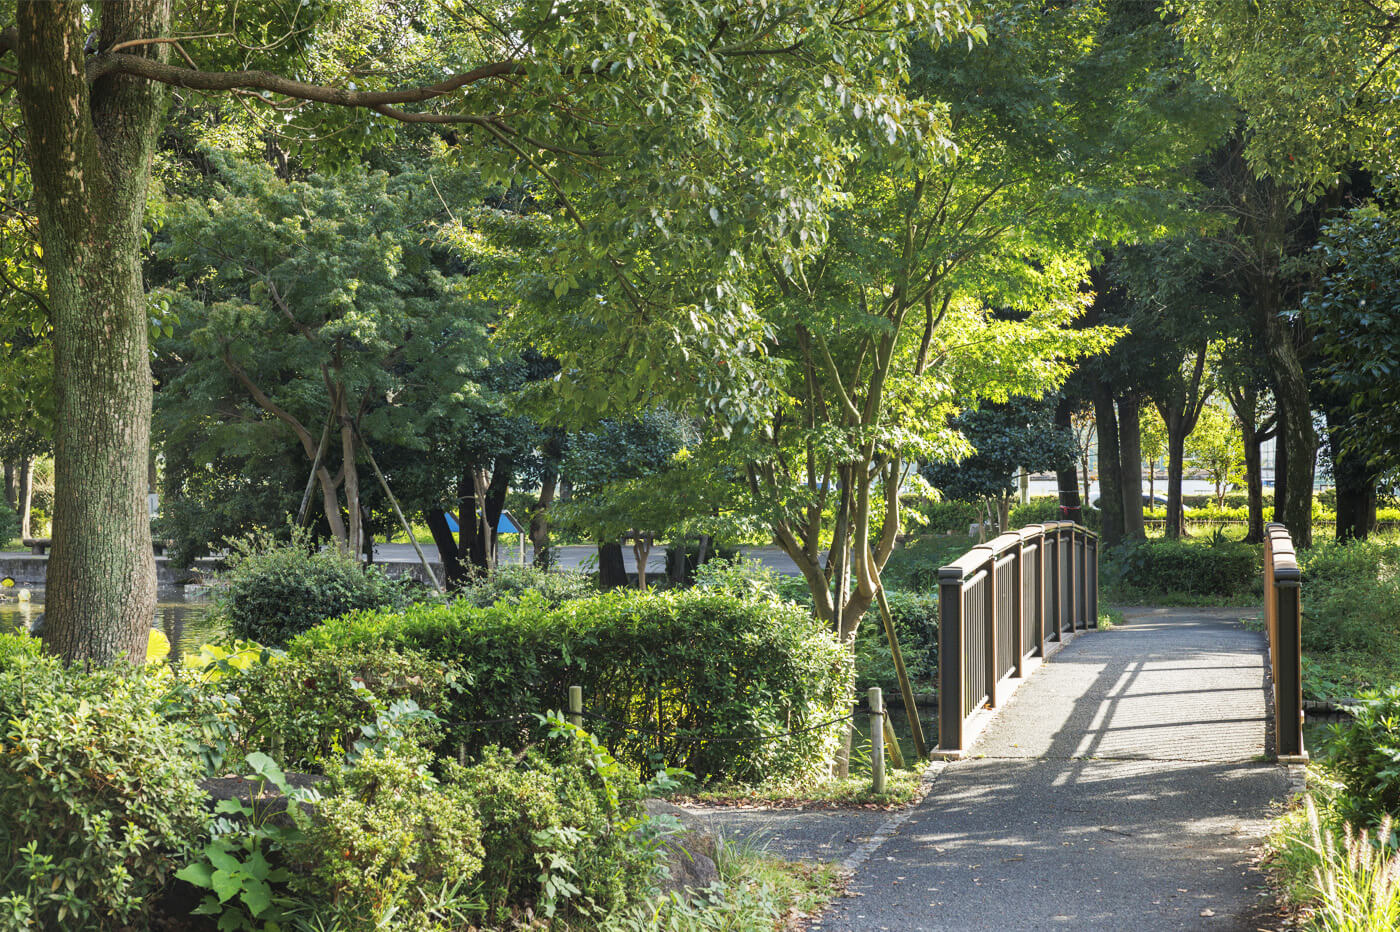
[677,767,924,810]
[603,845,842,931]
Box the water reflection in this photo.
[0,589,224,661]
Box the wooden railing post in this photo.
[938,564,967,752]
[1012,534,1025,678]
[1265,523,1305,759]
[982,547,998,708]
[1033,526,1047,657]
[1044,522,1061,641]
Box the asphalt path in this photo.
[704,608,1291,932]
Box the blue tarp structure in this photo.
[443,510,523,534]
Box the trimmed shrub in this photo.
[0,631,38,667]
[1009,496,1063,527]
[217,644,453,771]
[1108,538,1261,598]
[0,657,206,929]
[457,564,595,608]
[294,590,851,784]
[910,498,983,535]
[219,532,410,644]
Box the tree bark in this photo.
[530,466,558,569]
[339,396,362,559]
[425,509,469,589]
[1242,430,1266,543]
[1117,395,1145,540]
[1324,403,1378,542]
[17,458,32,539]
[3,463,14,511]
[18,1,168,664]
[1262,312,1316,546]
[597,541,628,589]
[1054,397,1083,522]
[1093,383,1124,545]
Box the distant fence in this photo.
[1264,523,1305,759]
[937,520,1098,753]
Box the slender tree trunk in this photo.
[18,1,169,664]
[632,532,652,590]
[425,509,468,589]
[3,463,14,511]
[1273,405,1289,525]
[1054,398,1083,522]
[530,467,558,569]
[1324,404,1378,542]
[1093,384,1124,545]
[17,459,32,540]
[1243,432,1266,543]
[1118,396,1145,540]
[1165,425,1186,539]
[340,402,362,560]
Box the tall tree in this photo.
[0,0,981,663]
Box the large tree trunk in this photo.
[18,1,167,664]
[3,463,14,511]
[1118,395,1145,541]
[340,400,362,559]
[1324,404,1378,542]
[1092,383,1124,545]
[1262,312,1316,546]
[597,541,628,589]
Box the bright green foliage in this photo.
[449,725,656,924]
[1297,540,1400,700]
[295,590,851,783]
[853,590,939,697]
[457,564,596,608]
[218,531,410,644]
[1326,686,1400,834]
[176,751,319,931]
[155,155,493,553]
[0,657,206,929]
[1306,202,1400,475]
[291,749,486,930]
[215,645,452,771]
[1171,0,1400,197]
[1186,402,1245,508]
[1009,497,1065,527]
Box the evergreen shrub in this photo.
[294,589,850,784]
[0,657,206,929]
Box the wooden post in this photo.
[882,713,906,771]
[938,566,966,752]
[568,685,583,728]
[869,687,886,794]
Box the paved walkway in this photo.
[701,607,1292,931]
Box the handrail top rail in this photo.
[938,521,1098,583]
[1265,522,1301,582]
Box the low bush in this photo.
[294,589,851,784]
[853,589,938,696]
[0,630,38,667]
[1009,496,1065,527]
[910,498,983,535]
[290,748,486,929]
[219,530,410,644]
[1323,685,1400,832]
[0,656,206,929]
[0,501,17,546]
[1298,540,1400,698]
[1106,537,1261,600]
[457,563,595,608]
[216,644,454,771]
[450,724,657,924]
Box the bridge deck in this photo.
[817,607,1290,931]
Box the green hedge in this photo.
[1108,538,1261,598]
[854,590,938,696]
[293,589,851,784]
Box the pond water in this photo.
[0,588,224,661]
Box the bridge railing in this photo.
[937,520,1098,753]
[1264,523,1305,759]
